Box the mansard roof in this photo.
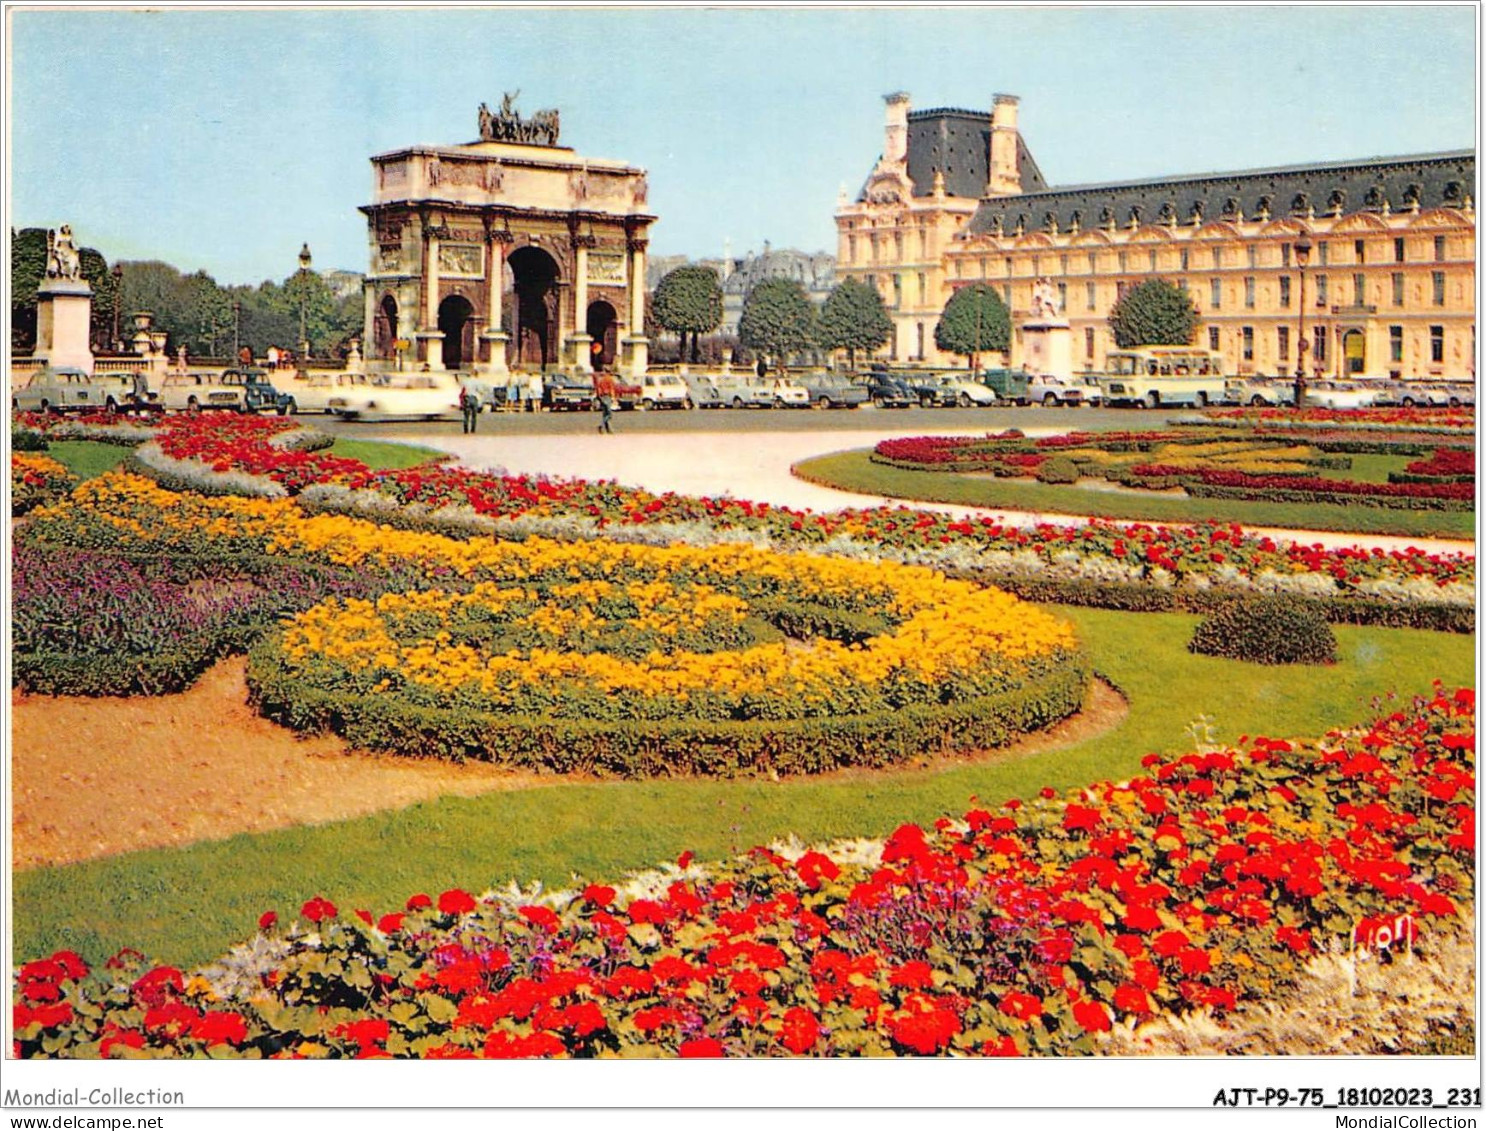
[964,150,1475,237]
[903,107,1048,200]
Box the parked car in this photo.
[936,375,1000,407]
[683,374,726,409]
[857,373,916,408]
[1022,376,1081,407]
[279,372,372,414]
[904,373,957,408]
[1376,382,1474,409]
[220,367,294,414]
[1303,381,1380,410]
[713,376,778,408]
[1077,375,1105,407]
[328,372,462,421]
[635,372,690,409]
[543,373,597,412]
[768,377,810,408]
[12,367,110,414]
[1223,377,1295,407]
[978,367,1031,405]
[158,371,254,413]
[800,372,869,409]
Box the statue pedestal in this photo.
[1021,319,1073,380]
[479,330,510,378]
[620,335,649,379]
[35,279,95,374]
[566,332,594,373]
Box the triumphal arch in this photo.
[360,95,656,377]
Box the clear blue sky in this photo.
[7,5,1477,286]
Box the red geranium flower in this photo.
[1073,1000,1112,1033]
[258,911,278,931]
[679,1037,726,1058]
[300,896,338,924]
[998,992,1044,1022]
[405,893,433,911]
[438,889,477,915]
[1113,984,1151,1015]
[779,1007,821,1054]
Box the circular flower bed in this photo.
[248,537,1087,776]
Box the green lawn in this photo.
[12,608,1474,968]
[326,438,445,470]
[44,440,131,481]
[795,450,1474,539]
[42,436,442,480]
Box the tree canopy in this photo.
[737,278,817,372]
[1107,278,1198,348]
[934,284,1010,368]
[652,265,723,363]
[816,278,892,370]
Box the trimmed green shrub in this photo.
[1035,456,1080,485]
[246,637,1090,777]
[11,426,48,452]
[1188,597,1338,665]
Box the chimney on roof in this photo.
[883,92,910,166]
[987,93,1023,198]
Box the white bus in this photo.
[1099,347,1227,409]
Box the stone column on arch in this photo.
[479,226,512,378]
[416,212,446,370]
[568,229,596,372]
[620,234,649,378]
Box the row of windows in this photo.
[941,233,1461,279]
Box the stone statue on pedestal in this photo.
[1030,276,1060,320]
[46,225,82,281]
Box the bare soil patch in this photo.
[11,660,1126,870]
[10,658,549,871]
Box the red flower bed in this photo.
[14,689,1475,1058]
[1131,465,1475,502]
[1403,449,1476,480]
[49,413,1473,592]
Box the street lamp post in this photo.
[233,300,241,361]
[110,264,124,351]
[1293,233,1313,409]
[297,242,313,363]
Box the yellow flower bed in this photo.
[275,540,1078,721]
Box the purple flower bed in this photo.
[10,546,403,695]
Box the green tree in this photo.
[738,277,817,374]
[1108,278,1198,348]
[11,228,49,351]
[180,271,234,357]
[651,265,722,363]
[81,250,122,352]
[816,278,892,371]
[934,284,1011,370]
[278,268,338,356]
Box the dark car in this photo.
[543,374,597,412]
[903,373,956,408]
[221,367,295,414]
[858,373,915,408]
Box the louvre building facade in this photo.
[835,93,1475,379]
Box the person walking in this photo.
[460,386,479,434]
[597,394,614,434]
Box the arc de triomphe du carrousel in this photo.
[359,95,656,379]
